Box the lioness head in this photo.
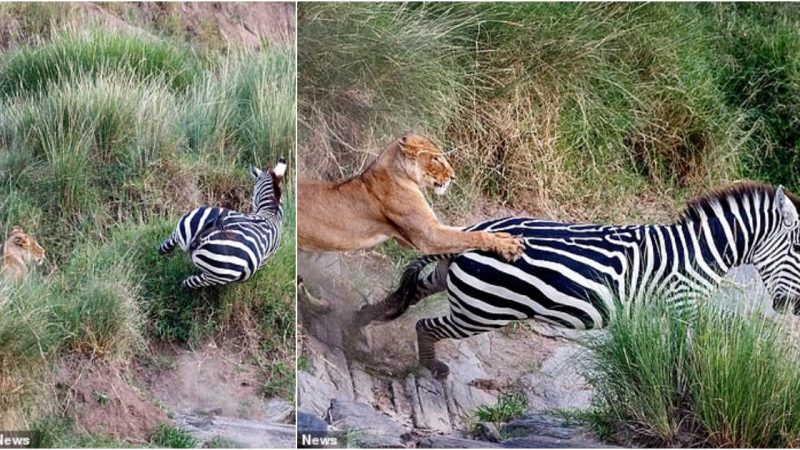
[7,227,45,265]
[397,132,455,195]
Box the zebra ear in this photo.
[776,185,799,225]
[273,158,287,178]
[249,166,263,179]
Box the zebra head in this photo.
[751,186,800,315]
[249,157,287,214]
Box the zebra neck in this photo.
[254,205,283,220]
[658,212,758,278]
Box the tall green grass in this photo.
[299,3,800,221]
[298,2,474,179]
[586,299,800,447]
[0,29,201,98]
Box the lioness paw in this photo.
[493,232,525,261]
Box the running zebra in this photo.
[159,158,287,289]
[360,183,800,378]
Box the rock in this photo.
[501,435,612,448]
[477,422,501,442]
[297,410,328,436]
[264,398,294,424]
[505,414,579,440]
[406,374,452,433]
[297,335,356,415]
[391,380,413,418]
[350,364,376,405]
[417,435,502,448]
[328,399,408,447]
[520,345,593,411]
[444,338,500,416]
[174,414,295,448]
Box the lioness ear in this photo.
[249,166,263,179]
[776,185,799,225]
[398,132,419,158]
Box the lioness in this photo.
[2,227,45,283]
[298,132,524,260]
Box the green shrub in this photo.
[298,2,474,178]
[298,3,749,220]
[688,306,800,447]
[0,28,201,98]
[585,300,690,445]
[149,424,198,448]
[181,47,296,166]
[0,73,184,261]
[473,391,529,424]
[55,262,145,358]
[586,298,800,447]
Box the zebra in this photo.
[159,158,287,289]
[359,183,800,378]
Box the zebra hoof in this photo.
[426,360,450,379]
[354,303,384,327]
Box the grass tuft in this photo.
[0,28,201,98]
[586,298,800,447]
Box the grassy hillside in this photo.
[0,4,295,443]
[299,3,800,223]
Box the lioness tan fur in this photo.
[298,132,524,260]
[2,227,45,283]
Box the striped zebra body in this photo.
[369,183,800,378]
[159,159,286,289]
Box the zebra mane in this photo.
[678,181,800,224]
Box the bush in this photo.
[298,3,759,221]
[182,46,297,168]
[0,73,185,261]
[0,28,201,98]
[586,299,800,447]
[298,2,474,179]
[149,424,198,448]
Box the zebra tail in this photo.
[383,253,454,321]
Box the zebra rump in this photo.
[159,158,287,289]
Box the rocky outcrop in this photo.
[174,414,295,448]
[297,251,602,448]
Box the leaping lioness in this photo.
[298,132,524,260]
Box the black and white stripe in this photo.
[374,183,800,378]
[159,158,287,289]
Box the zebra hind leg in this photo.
[159,235,178,255]
[181,273,226,290]
[415,317,452,379]
[357,258,450,327]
